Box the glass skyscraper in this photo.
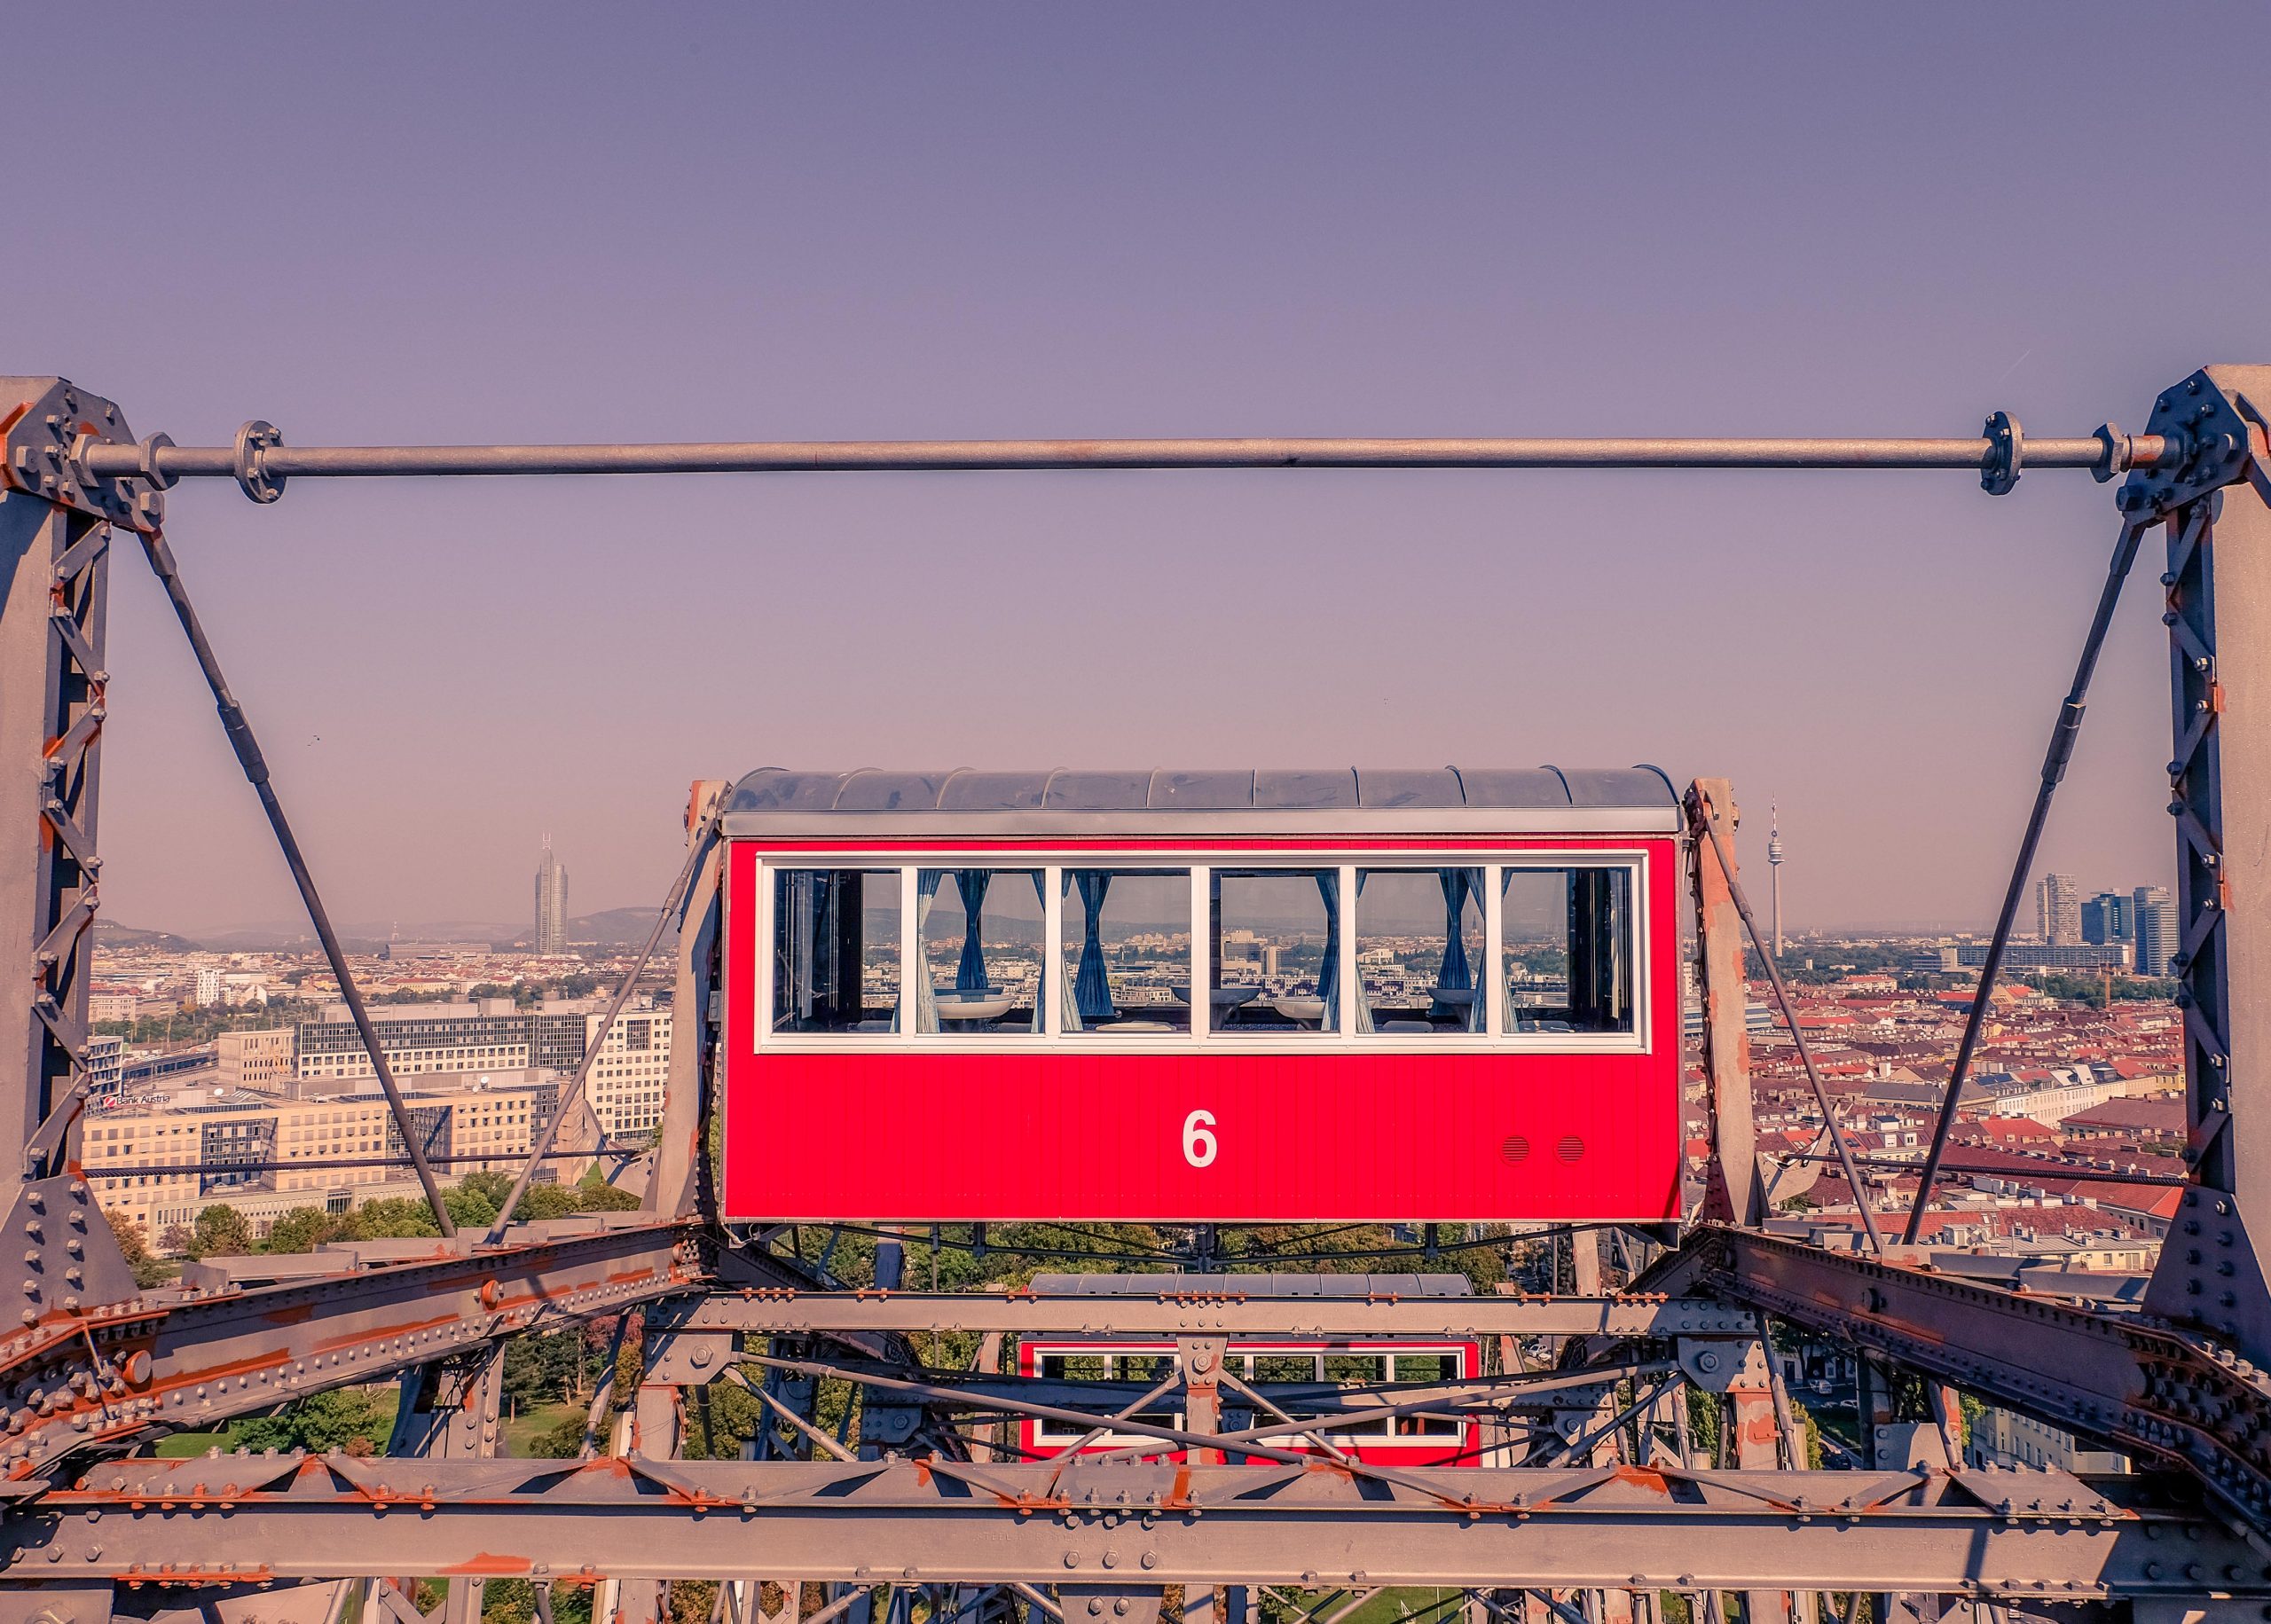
[535,836,570,953]
[2132,884,2176,977]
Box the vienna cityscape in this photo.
[3,9,2265,1624]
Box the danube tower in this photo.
[534,836,570,954]
[1767,803,1786,960]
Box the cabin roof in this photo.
[722,766,1683,836]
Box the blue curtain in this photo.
[953,869,992,990]
[1315,871,1340,1031]
[1430,868,1476,1016]
[1072,871,1116,1020]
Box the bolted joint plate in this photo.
[0,1583,110,1624]
[4,1175,136,1327]
[2120,366,2271,520]
[641,1330,737,1385]
[1059,1589,1165,1624]
[1677,1337,1770,1394]
[2143,1189,2271,1368]
[0,380,160,534]
[858,1401,922,1446]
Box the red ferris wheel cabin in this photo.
[719,766,1683,1224]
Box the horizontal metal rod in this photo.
[85,433,2161,482]
[1772,1150,2189,1189]
[85,1144,640,1180]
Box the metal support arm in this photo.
[4,1455,2259,1604]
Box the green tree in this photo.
[666,1581,719,1624]
[187,1204,253,1259]
[523,1408,589,1459]
[339,1196,444,1239]
[1686,1387,1723,1465]
[444,1182,501,1231]
[106,1209,175,1288]
[457,1171,515,1211]
[503,1331,586,1413]
[263,1207,342,1255]
[515,1185,582,1221]
[232,1386,396,1455]
[106,1208,149,1264]
[481,1578,593,1624]
[573,1184,640,1213]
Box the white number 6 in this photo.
[1182,1109,1218,1168]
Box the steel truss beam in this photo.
[661,1294,1757,1340]
[8,365,2271,1618]
[1696,1228,2271,1527]
[0,381,148,1184]
[0,1218,730,1479]
[6,1456,2259,1602]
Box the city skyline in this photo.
[9,5,2235,934]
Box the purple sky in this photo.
[9,4,2263,936]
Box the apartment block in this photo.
[87,1070,562,1248]
[218,1028,295,1094]
[585,1006,672,1138]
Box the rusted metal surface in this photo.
[3,1456,2257,1599]
[4,368,2271,1620]
[644,781,727,1227]
[659,1291,1753,1338]
[2142,374,2271,1377]
[1702,1226,2271,1527]
[0,379,141,1198]
[0,1218,743,1481]
[1685,781,1756,1228]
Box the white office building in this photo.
[585,1006,672,1139]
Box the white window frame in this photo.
[1045,863,1211,1042]
[750,846,1649,1056]
[1205,865,1348,1042]
[1491,856,1649,1052]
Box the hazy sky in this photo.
[8,4,2264,936]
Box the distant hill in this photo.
[95,908,672,955]
[499,908,670,950]
[93,919,201,952]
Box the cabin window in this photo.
[758,852,1642,1046]
[1253,1354,1320,1383]
[1500,867,1635,1034]
[1389,1352,1454,1382]
[1353,867,1486,1034]
[1209,869,1340,1033]
[914,868,1045,1034]
[771,869,901,1033]
[1058,869,1193,1035]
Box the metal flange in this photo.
[0,379,160,532]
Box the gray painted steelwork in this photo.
[8,1456,2258,1600]
[9,368,2271,1624]
[664,1291,1756,1338]
[0,380,133,1187]
[721,766,1682,836]
[1025,1271,1473,1296]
